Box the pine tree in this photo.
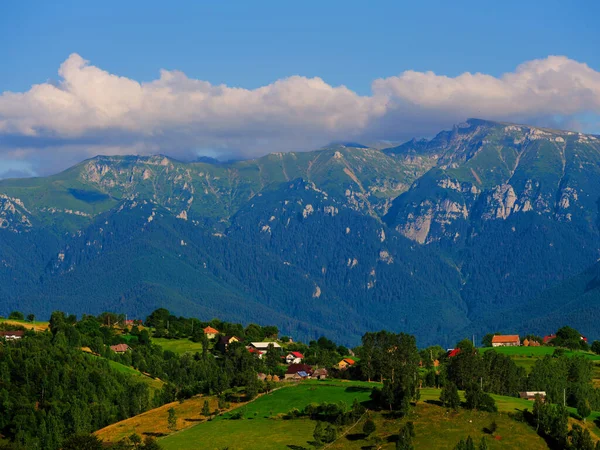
[440,382,460,410]
[396,423,415,450]
[313,421,325,445]
[202,400,211,416]
[479,436,488,450]
[167,407,177,432]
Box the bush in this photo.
[363,418,376,436]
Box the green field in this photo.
[82,353,164,396]
[160,382,373,450]
[481,346,600,360]
[152,337,205,354]
[482,346,600,375]
[160,384,557,450]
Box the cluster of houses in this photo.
[488,332,588,348]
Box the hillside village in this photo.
[2,309,600,449]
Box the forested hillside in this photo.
[1,119,600,345]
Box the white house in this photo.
[285,352,304,364]
[249,342,281,351]
[0,331,24,340]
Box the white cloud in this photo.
[0,54,599,175]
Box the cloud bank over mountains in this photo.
[0,54,599,176]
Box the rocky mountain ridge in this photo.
[2,118,600,346]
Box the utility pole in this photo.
[563,388,566,407]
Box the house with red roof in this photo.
[110,343,131,353]
[491,335,520,347]
[337,358,355,370]
[247,346,266,358]
[285,351,304,364]
[203,326,219,339]
[447,348,461,358]
[0,330,24,340]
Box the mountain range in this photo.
[2,118,600,346]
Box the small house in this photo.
[0,330,24,340]
[543,334,556,344]
[203,326,219,339]
[519,391,546,401]
[313,368,328,380]
[285,352,304,364]
[447,348,461,358]
[337,358,355,370]
[247,346,266,358]
[491,335,520,347]
[110,343,131,353]
[217,335,241,353]
[249,342,282,351]
[284,363,312,380]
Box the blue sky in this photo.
[0,0,599,176]
[1,1,598,93]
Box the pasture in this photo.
[159,383,563,450]
[152,337,205,354]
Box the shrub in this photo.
[363,418,376,436]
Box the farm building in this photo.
[491,335,520,347]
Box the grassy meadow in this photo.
[160,382,373,450]
[152,337,205,354]
[96,395,221,443]
[482,345,600,375]
[158,383,562,450]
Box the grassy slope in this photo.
[481,346,600,375]
[0,319,49,332]
[80,352,164,397]
[152,337,205,355]
[329,403,547,450]
[105,359,164,394]
[95,395,220,444]
[160,383,373,450]
[158,383,554,450]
